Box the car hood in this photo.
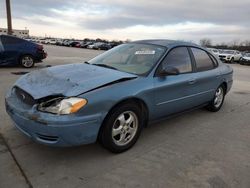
[219,53,232,56]
[242,56,250,60]
[15,63,137,100]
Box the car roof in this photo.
[132,39,201,48]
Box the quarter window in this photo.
[162,47,192,74]
[191,48,215,71]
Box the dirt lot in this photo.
[0,45,250,188]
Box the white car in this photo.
[46,39,57,45]
[239,53,250,65]
[219,50,242,63]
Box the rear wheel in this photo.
[20,55,34,68]
[206,85,225,112]
[99,103,143,153]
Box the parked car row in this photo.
[207,48,250,65]
[24,37,122,51]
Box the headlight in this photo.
[38,97,87,115]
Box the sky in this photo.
[0,0,250,44]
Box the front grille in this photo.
[14,87,36,105]
[219,55,226,58]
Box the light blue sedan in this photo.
[5,40,233,153]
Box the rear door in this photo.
[1,36,23,65]
[189,47,221,106]
[153,47,198,118]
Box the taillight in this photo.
[37,44,43,50]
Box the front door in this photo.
[152,47,197,119]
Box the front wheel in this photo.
[20,55,34,68]
[230,57,234,64]
[98,103,143,153]
[206,85,225,112]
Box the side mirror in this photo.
[158,66,180,76]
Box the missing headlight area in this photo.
[38,97,64,114]
[14,86,36,105]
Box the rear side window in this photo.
[191,48,215,71]
[1,36,24,45]
[162,47,192,74]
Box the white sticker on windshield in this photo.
[135,50,155,55]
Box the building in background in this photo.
[0,28,29,38]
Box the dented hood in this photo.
[15,63,137,99]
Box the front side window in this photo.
[89,43,166,75]
[161,47,192,74]
[191,48,215,71]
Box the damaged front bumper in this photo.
[5,92,102,147]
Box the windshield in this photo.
[223,50,234,54]
[244,53,250,57]
[88,43,166,75]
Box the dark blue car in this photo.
[0,35,47,68]
[5,40,233,153]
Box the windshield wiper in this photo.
[84,61,89,64]
[92,63,117,70]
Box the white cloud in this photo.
[0,0,249,43]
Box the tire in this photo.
[230,57,234,64]
[20,55,35,68]
[206,85,226,112]
[99,103,143,153]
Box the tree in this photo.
[199,38,212,47]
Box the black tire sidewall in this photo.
[100,103,143,153]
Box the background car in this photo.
[69,41,81,47]
[5,40,233,153]
[207,48,220,57]
[80,41,93,48]
[0,35,47,68]
[62,40,72,46]
[219,49,242,63]
[86,43,96,49]
[93,43,111,50]
[239,53,250,65]
[46,39,57,45]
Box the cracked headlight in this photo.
[38,97,87,115]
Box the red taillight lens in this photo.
[37,44,43,50]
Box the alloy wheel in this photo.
[112,111,138,146]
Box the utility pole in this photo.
[6,0,12,35]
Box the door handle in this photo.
[188,78,196,84]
